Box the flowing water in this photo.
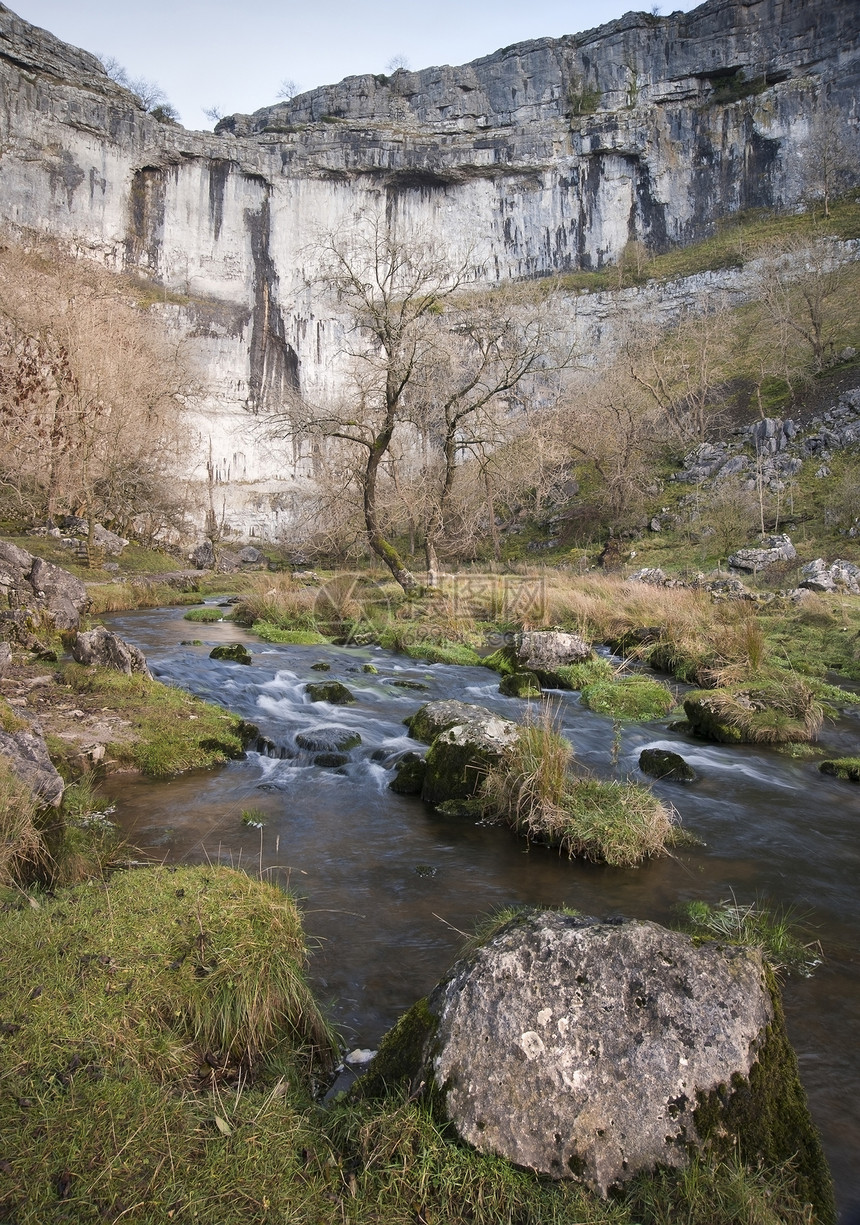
[102,605,860,1217]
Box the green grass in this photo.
[676,898,822,977]
[183,606,229,623]
[0,695,28,733]
[252,621,331,645]
[555,657,614,689]
[58,663,254,777]
[579,675,675,721]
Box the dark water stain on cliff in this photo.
[125,164,166,272]
[208,159,233,243]
[244,188,300,413]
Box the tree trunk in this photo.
[363,436,420,593]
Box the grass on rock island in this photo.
[0,864,829,1225]
[481,712,677,867]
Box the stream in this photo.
[101,605,860,1217]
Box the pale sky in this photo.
[8,0,701,132]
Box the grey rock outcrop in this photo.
[0,0,856,538]
[800,557,860,593]
[360,912,830,1211]
[0,641,11,678]
[0,719,65,806]
[0,541,89,631]
[514,631,591,683]
[728,533,796,572]
[71,627,151,676]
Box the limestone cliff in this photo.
[0,0,857,536]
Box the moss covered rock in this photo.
[639,748,696,782]
[209,643,252,665]
[684,680,822,745]
[819,757,860,782]
[499,670,541,698]
[305,680,355,704]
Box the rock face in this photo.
[728,533,796,572]
[360,912,833,1216]
[0,542,89,632]
[0,0,856,536]
[72,627,151,676]
[0,719,65,806]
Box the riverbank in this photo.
[0,863,830,1225]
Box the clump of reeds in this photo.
[0,759,43,887]
[481,707,675,866]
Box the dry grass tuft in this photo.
[0,759,43,887]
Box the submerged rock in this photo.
[72,627,151,677]
[358,912,833,1216]
[295,727,361,753]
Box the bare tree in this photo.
[413,288,570,580]
[749,233,852,376]
[625,295,736,441]
[276,79,300,102]
[266,210,473,591]
[802,99,860,219]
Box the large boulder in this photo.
[358,912,833,1217]
[407,699,494,745]
[72,627,151,676]
[0,542,88,631]
[728,533,796,573]
[0,641,11,678]
[514,631,590,686]
[0,719,64,806]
